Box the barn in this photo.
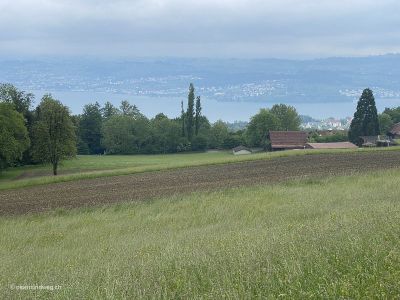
[269,131,308,151]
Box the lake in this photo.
[31,90,400,122]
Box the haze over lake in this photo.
[3,55,400,121]
[30,90,400,122]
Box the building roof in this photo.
[307,142,357,149]
[232,145,251,153]
[390,123,400,135]
[269,131,308,149]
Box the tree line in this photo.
[1,83,399,175]
[0,83,303,174]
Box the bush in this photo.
[191,135,208,151]
[312,132,348,143]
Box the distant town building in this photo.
[301,117,352,130]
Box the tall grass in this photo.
[1,169,400,298]
[2,146,400,190]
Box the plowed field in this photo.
[1,151,400,215]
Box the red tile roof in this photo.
[269,131,308,149]
[306,142,357,149]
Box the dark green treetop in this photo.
[349,88,380,144]
[79,102,103,154]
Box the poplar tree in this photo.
[181,100,185,137]
[195,96,202,135]
[186,83,195,141]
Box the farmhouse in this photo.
[388,122,400,138]
[232,146,252,155]
[306,142,357,149]
[269,131,308,151]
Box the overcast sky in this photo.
[1,0,400,59]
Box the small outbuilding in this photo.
[360,136,393,147]
[306,142,357,149]
[232,146,252,155]
[360,136,378,147]
[269,131,308,151]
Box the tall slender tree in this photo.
[349,88,380,144]
[181,100,185,137]
[195,96,202,135]
[186,83,195,141]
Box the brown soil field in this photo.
[1,151,400,216]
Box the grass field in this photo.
[1,146,400,190]
[1,169,400,298]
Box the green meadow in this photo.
[1,169,400,299]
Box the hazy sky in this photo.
[1,0,400,58]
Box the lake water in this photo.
[31,90,400,122]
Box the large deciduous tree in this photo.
[246,109,280,149]
[32,95,76,175]
[152,114,181,153]
[383,107,400,124]
[270,104,301,131]
[349,89,380,144]
[208,120,229,149]
[0,83,34,116]
[0,103,30,171]
[102,113,151,154]
[0,83,35,164]
[378,113,394,135]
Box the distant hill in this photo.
[1,54,400,104]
